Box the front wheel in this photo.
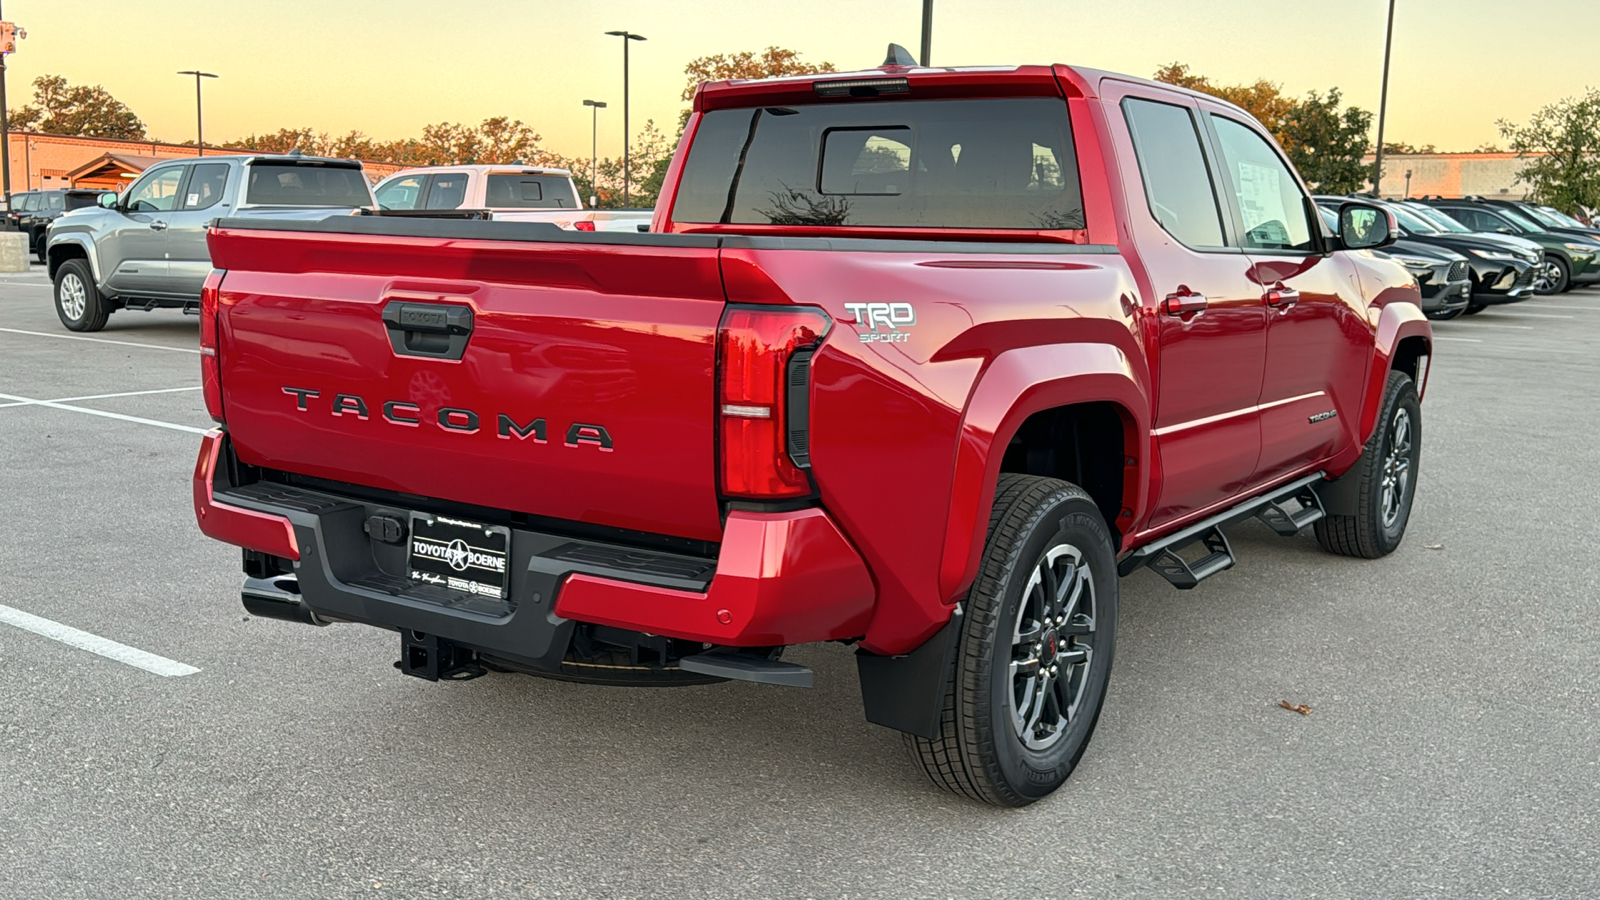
[906,475,1117,807]
[1533,254,1570,295]
[54,259,109,332]
[1315,370,1421,558]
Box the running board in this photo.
[678,650,813,688]
[1120,472,1327,589]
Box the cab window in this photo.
[182,164,230,211]
[125,168,185,212]
[1209,116,1315,252]
[376,174,425,210]
[1122,98,1227,249]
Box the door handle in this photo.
[1163,290,1208,316]
[148,220,168,232]
[1265,285,1300,309]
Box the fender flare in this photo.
[936,341,1150,607]
[46,233,102,284]
[1360,302,1433,442]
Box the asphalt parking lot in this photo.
[2,266,1598,899]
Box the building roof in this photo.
[66,152,167,183]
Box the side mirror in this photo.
[98,193,118,209]
[1339,202,1397,250]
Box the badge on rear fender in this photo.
[844,302,916,343]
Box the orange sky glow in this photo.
[7,0,1593,160]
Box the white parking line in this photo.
[1488,313,1573,320]
[1526,305,1600,312]
[1433,336,1483,343]
[0,603,200,677]
[0,386,200,410]
[1471,324,1535,329]
[0,391,209,434]
[0,327,199,353]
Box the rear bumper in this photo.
[192,432,875,666]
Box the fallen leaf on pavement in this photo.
[1279,700,1312,715]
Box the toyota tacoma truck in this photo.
[193,50,1432,807]
[371,164,654,233]
[47,152,375,332]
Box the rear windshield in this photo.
[486,174,579,209]
[245,164,371,207]
[47,193,65,210]
[672,98,1084,230]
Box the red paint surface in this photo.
[192,431,300,561]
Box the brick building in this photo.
[2,131,403,194]
[1365,151,1542,200]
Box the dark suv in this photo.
[1417,198,1600,294]
[8,189,112,263]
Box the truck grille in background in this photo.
[1447,261,1468,282]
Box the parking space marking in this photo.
[1526,305,1600,312]
[1470,323,1535,329]
[0,386,201,410]
[0,391,208,435]
[0,327,199,353]
[1489,313,1573,319]
[1433,336,1483,343]
[0,603,200,677]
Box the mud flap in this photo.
[855,608,962,740]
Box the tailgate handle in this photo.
[381,301,474,360]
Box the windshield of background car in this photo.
[485,175,579,209]
[1407,204,1473,233]
[1541,208,1588,228]
[672,98,1085,229]
[245,164,372,207]
[1385,203,1441,235]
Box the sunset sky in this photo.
[5,0,1593,159]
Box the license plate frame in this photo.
[407,513,511,600]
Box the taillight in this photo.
[717,305,830,499]
[200,269,225,423]
[573,220,596,232]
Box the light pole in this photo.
[920,0,933,66]
[1404,169,1412,199]
[1370,0,1396,197]
[582,99,606,209]
[177,70,219,157]
[604,30,646,207]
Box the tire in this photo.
[1462,303,1486,316]
[906,474,1118,807]
[1533,254,1569,295]
[54,259,109,332]
[1314,370,1421,559]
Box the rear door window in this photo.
[424,173,469,210]
[19,193,40,212]
[672,98,1084,229]
[182,163,230,210]
[47,193,65,211]
[1121,98,1227,249]
[245,164,371,207]
[485,175,578,209]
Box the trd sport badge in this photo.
[843,302,917,343]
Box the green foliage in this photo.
[1499,88,1600,214]
[1281,89,1374,194]
[8,75,145,140]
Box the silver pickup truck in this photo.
[46,152,374,332]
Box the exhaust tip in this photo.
[242,575,325,626]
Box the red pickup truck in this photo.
[193,53,1431,806]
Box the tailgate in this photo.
[207,221,726,542]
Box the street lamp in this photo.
[1404,169,1413,199]
[604,30,646,208]
[177,70,219,157]
[582,99,606,209]
[920,0,933,66]
[1370,0,1396,197]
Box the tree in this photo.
[230,127,326,155]
[680,46,836,103]
[1381,141,1437,155]
[1280,89,1374,194]
[1499,88,1600,215]
[7,75,145,139]
[1153,63,1295,143]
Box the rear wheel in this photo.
[1533,254,1570,295]
[54,259,110,332]
[1315,370,1421,558]
[906,474,1117,807]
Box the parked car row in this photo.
[1313,194,1600,321]
[6,188,113,263]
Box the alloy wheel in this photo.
[1009,543,1096,751]
[1380,406,1414,529]
[59,273,87,321]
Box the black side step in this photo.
[1120,472,1326,589]
[678,650,813,688]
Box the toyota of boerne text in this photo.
[190,48,1431,806]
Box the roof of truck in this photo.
[375,164,574,182]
